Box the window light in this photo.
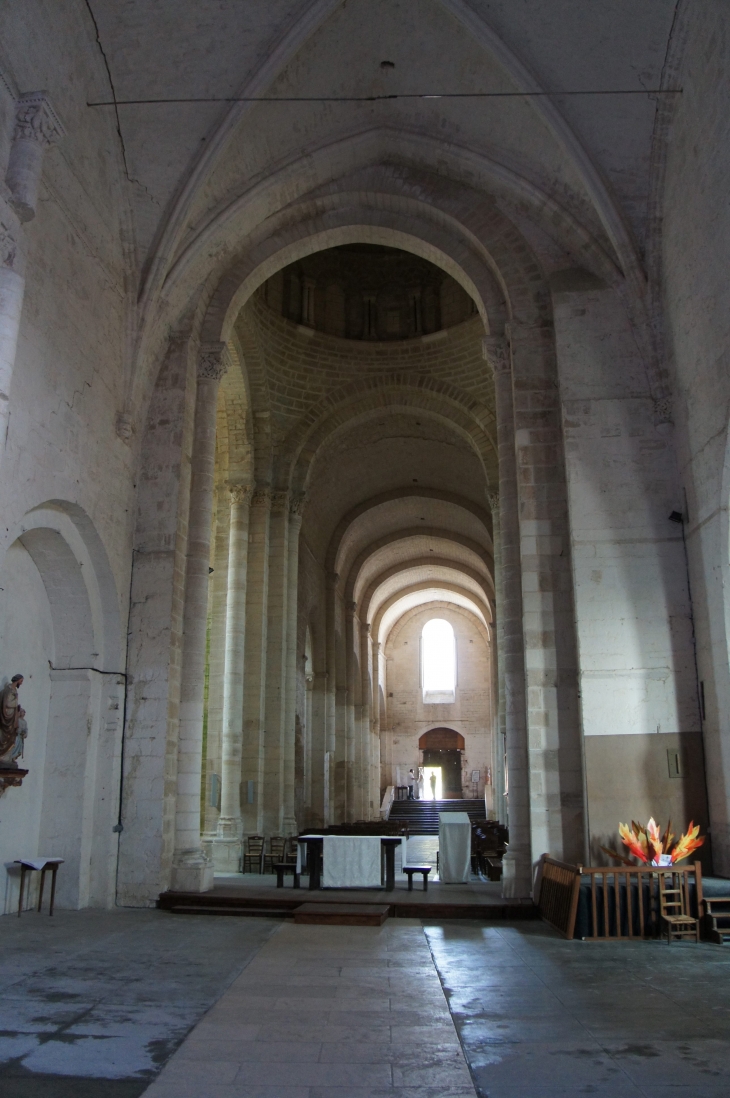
[422,618,456,703]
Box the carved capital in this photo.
[250,487,271,509]
[115,412,134,442]
[228,483,251,506]
[289,491,306,517]
[0,221,17,270]
[653,396,673,424]
[270,490,290,514]
[486,490,500,512]
[13,92,65,146]
[482,336,510,374]
[197,341,230,381]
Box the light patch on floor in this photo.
[0,908,278,1097]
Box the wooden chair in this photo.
[659,869,700,942]
[242,834,265,874]
[264,836,286,873]
[283,837,298,864]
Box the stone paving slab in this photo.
[0,909,278,1098]
[424,920,730,1098]
[141,919,477,1098]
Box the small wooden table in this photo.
[15,858,64,917]
[274,862,301,888]
[403,864,432,892]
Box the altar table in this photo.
[297,835,402,891]
[438,812,471,883]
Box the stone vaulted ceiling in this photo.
[26,0,678,294]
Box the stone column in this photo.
[242,487,271,834]
[282,494,305,835]
[213,483,251,871]
[483,337,532,898]
[0,214,23,456]
[345,600,358,821]
[171,342,229,892]
[6,92,65,222]
[324,571,339,823]
[488,491,507,825]
[360,620,373,818]
[262,490,290,834]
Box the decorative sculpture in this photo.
[0,674,28,795]
[0,674,24,760]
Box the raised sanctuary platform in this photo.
[158,872,538,921]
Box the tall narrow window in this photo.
[421,618,456,703]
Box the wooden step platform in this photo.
[158,878,538,922]
[294,902,390,926]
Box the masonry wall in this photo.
[661,2,730,875]
[553,280,707,866]
[0,9,133,908]
[381,605,493,803]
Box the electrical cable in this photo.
[87,88,682,107]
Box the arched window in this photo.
[421,618,456,703]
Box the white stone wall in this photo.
[382,604,493,802]
[554,279,707,863]
[0,11,132,909]
[662,2,730,873]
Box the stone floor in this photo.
[2,910,730,1097]
[0,908,277,1098]
[426,921,730,1098]
[143,919,476,1098]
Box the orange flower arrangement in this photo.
[601,818,704,867]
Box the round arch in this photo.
[419,728,465,751]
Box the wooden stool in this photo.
[274,862,300,888]
[14,858,64,917]
[403,865,431,892]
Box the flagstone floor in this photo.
[1,908,730,1097]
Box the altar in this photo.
[297,834,403,891]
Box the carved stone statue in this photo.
[0,675,24,761]
[9,708,27,763]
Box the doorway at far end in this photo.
[422,766,443,801]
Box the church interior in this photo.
[1,2,730,1096]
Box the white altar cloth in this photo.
[322,835,382,888]
[438,812,471,883]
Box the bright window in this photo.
[422,618,456,703]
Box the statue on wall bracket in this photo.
[0,674,29,795]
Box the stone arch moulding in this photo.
[284,382,497,497]
[419,728,466,751]
[1,500,124,910]
[327,488,494,577]
[7,499,123,671]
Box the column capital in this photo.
[0,222,18,271]
[13,91,65,147]
[289,491,307,517]
[197,341,231,381]
[482,335,510,374]
[228,482,251,506]
[270,489,290,514]
[250,486,272,509]
[487,490,500,512]
[653,395,673,424]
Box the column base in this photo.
[282,813,298,837]
[170,849,214,893]
[501,848,533,900]
[212,836,243,873]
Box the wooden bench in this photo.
[274,862,300,889]
[403,864,431,891]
